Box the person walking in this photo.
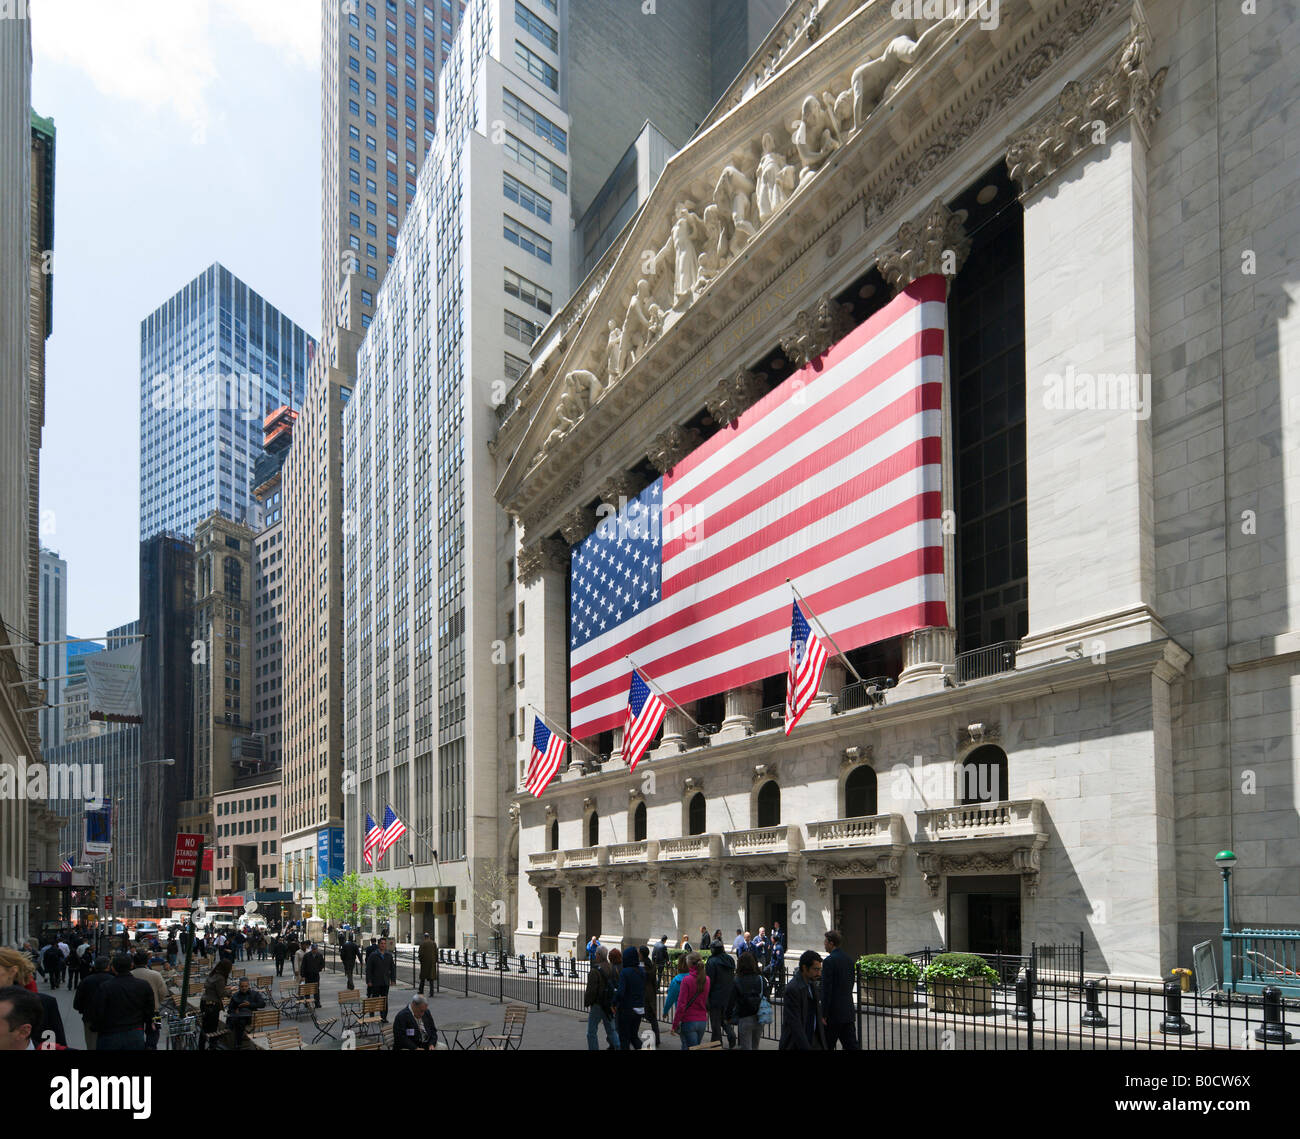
[670,952,710,1050]
[698,926,710,954]
[272,935,287,978]
[705,940,737,1048]
[365,936,396,1021]
[90,954,155,1051]
[732,929,747,955]
[583,945,620,1050]
[615,943,645,1050]
[779,950,826,1050]
[727,951,767,1051]
[393,994,437,1049]
[820,930,859,1050]
[300,941,324,1007]
[41,941,63,990]
[340,934,359,990]
[292,940,306,981]
[72,956,113,1051]
[417,932,437,996]
[752,927,769,968]
[651,936,670,971]
[165,932,179,968]
[130,950,168,1049]
[661,955,690,1027]
[638,945,661,1047]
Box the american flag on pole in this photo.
[526,716,566,797]
[363,811,382,868]
[621,669,667,771]
[378,804,407,859]
[785,600,829,734]
[568,275,948,738]
[59,855,73,873]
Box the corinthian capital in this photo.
[560,505,597,546]
[707,369,766,427]
[517,536,568,585]
[1005,23,1168,198]
[874,198,970,294]
[647,425,701,475]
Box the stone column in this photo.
[874,198,969,694]
[518,534,570,774]
[1005,24,1168,666]
[655,702,695,756]
[716,682,762,743]
[607,726,625,767]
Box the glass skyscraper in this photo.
[139,263,315,540]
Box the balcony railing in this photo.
[528,851,563,871]
[608,841,654,865]
[753,704,785,732]
[560,847,608,869]
[836,676,896,712]
[658,834,721,861]
[915,799,1044,842]
[955,639,1020,682]
[806,813,903,850]
[726,824,803,856]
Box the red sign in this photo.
[172,833,204,878]
[202,849,213,871]
[105,897,113,912]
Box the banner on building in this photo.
[83,805,111,860]
[85,640,143,723]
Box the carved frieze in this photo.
[839,745,874,772]
[1006,22,1168,198]
[874,198,970,293]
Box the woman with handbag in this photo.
[727,951,769,1050]
[670,952,710,1050]
[198,958,232,1050]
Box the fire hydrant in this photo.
[1171,967,1192,992]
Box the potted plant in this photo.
[856,954,920,1007]
[921,953,1000,1014]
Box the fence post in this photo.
[1159,981,1192,1034]
[855,962,863,1048]
[499,954,504,1004]
[1081,979,1107,1026]
[537,955,542,1012]
[1078,929,1085,989]
[1255,986,1294,1045]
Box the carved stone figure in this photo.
[694,204,727,296]
[605,319,623,382]
[542,382,584,451]
[655,201,707,310]
[620,278,654,368]
[565,368,604,410]
[848,17,955,130]
[714,156,757,253]
[755,132,796,223]
[791,94,839,183]
[646,302,665,343]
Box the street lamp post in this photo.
[1216,849,1237,992]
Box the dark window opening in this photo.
[844,765,878,818]
[756,781,780,828]
[687,793,706,836]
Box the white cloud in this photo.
[32,0,316,137]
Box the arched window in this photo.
[687,793,706,836]
[632,801,647,842]
[587,811,599,847]
[756,781,780,828]
[844,765,878,818]
[548,819,559,852]
[960,745,1008,805]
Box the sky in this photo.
[32,0,321,641]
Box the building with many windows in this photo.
[138,263,314,541]
[36,548,67,751]
[343,0,787,948]
[492,0,1300,981]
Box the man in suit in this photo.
[366,936,397,1021]
[340,934,359,991]
[300,941,325,1007]
[393,994,437,1049]
[779,950,827,1050]
[417,932,438,996]
[820,930,859,1049]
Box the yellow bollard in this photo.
[1171,967,1191,992]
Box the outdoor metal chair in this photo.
[251,1008,281,1032]
[264,1026,302,1050]
[481,1004,527,1050]
[355,996,387,1040]
[309,1003,341,1044]
[337,989,362,1030]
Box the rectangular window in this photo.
[503,171,552,223]
[503,215,552,264]
[504,351,529,383]
[503,131,566,193]
[504,267,552,315]
[514,40,558,90]
[501,88,566,154]
[514,2,558,52]
[504,309,542,345]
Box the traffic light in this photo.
[166,885,176,898]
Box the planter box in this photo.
[926,978,993,1015]
[858,976,917,1008]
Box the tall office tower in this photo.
[252,407,295,774]
[188,513,258,849]
[0,4,56,947]
[138,263,315,541]
[320,0,462,338]
[139,534,194,892]
[342,0,774,947]
[37,548,67,750]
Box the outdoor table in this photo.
[439,1020,489,1050]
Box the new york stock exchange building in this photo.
[491,0,1296,983]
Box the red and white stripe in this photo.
[570,274,948,738]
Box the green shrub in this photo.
[856,953,920,981]
[920,952,999,985]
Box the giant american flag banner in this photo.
[568,273,949,739]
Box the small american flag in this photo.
[378,804,407,859]
[785,600,829,734]
[59,856,73,873]
[526,716,566,797]
[622,669,667,771]
[363,811,382,868]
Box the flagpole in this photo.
[625,658,706,730]
[786,578,865,683]
[528,704,603,764]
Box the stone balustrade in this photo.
[725,824,803,856]
[914,799,1045,843]
[807,813,904,850]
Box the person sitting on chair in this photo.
[393,995,437,1050]
[225,977,265,1048]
